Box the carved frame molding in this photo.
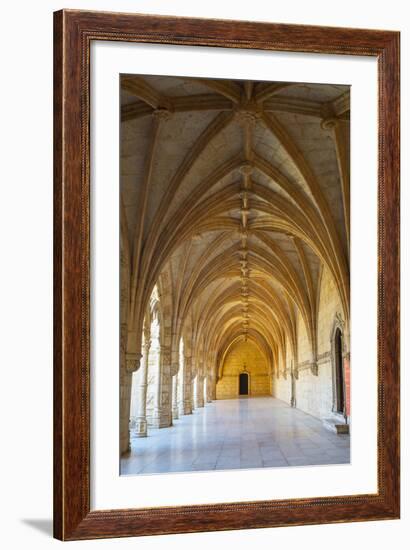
[54,9,400,540]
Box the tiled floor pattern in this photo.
[121,397,350,475]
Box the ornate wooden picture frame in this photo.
[54,9,400,541]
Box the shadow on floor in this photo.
[21,519,53,537]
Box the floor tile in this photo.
[122,397,350,475]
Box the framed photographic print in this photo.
[54,9,400,540]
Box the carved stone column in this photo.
[209,373,217,401]
[172,374,179,420]
[203,376,208,404]
[146,336,160,427]
[194,375,205,408]
[290,361,297,408]
[178,355,193,415]
[146,345,172,428]
[158,347,172,427]
[125,351,142,374]
[120,351,142,452]
[129,337,150,438]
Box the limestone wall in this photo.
[216,340,270,399]
[295,362,333,418]
[274,336,292,404]
[274,267,346,419]
[316,267,344,356]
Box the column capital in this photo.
[320,103,340,131]
[125,352,142,373]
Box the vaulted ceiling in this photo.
[120,75,350,376]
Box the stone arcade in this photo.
[119,76,350,472]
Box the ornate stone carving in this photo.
[335,311,345,330]
[234,101,261,126]
[321,116,338,130]
[125,352,142,373]
[238,162,254,177]
[161,348,172,365]
[152,108,171,121]
[320,102,338,130]
[120,324,127,354]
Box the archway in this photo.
[239,372,249,396]
[216,340,269,399]
[334,328,345,414]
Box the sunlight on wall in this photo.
[216,340,270,399]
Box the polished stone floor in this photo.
[120,397,350,476]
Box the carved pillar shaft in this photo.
[172,374,179,420]
[153,346,162,421]
[146,342,160,427]
[145,345,173,429]
[290,370,297,408]
[120,368,133,454]
[203,376,208,404]
[179,356,192,415]
[158,347,172,427]
[129,341,150,438]
[194,375,205,408]
[210,375,216,401]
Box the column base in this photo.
[130,417,147,438]
[120,438,130,455]
[147,409,172,428]
[178,402,192,416]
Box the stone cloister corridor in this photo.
[119,74,350,474]
[121,397,350,475]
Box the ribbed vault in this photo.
[120,75,350,450]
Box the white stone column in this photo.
[179,355,193,415]
[146,345,173,428]
[172,374,179,420]
[194,375,205,408]
[129,336,150,438]
[146,336,160,427]
[191,376,196,410]
[208,372,216,401]
[203,376,208,405]
[158,346,172,427]
[152,346,163,425]
[120,367,132,453]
